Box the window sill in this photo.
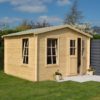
[21,64,29,67]
[46,64,59,68]
[70,56,77,58]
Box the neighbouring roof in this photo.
[2,24,93,38]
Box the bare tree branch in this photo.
[64,0,84,25]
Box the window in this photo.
[47,39,58,64]
[70,40,76,55]
[82,40,85,56]
[22,39,29,64]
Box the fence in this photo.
[91,39,100,75]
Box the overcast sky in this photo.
[0,0,100,26]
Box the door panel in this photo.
[70,57,77,75]
[81,39,87,74]
[82,57,87,74]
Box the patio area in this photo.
[58,75,100,83]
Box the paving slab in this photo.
[57,75,100,83]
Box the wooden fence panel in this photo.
[91,39,100,75]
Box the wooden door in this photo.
[69,39,77,75]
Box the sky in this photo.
[0,0,100,27]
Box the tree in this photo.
[64,0,83,25]
[93,26,100,34]
[30,20,51,29]
[16,20,51,31]
[16,20,32,31]
[73,23,93,34]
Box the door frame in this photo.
[77,38,82,74]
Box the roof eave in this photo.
[67,25,93,38]
[2,32,34,38]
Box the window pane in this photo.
[52,48,56,55]
[24,48,27,55]
[26,56,28,64]
[47,48,51,55]
[23,39,27,47]
[25,40,27,47]
[70,40,75,55]
[70,48,75,55]
[52,39,57,47]
[47,39,52,47]
[23,48,28,55]
[73,40,75,47]
[73,48,75,55]
[53,56,56,64]
[22,40,25,56]
[25,48,28,55]
[26,40,28,47]
[22,38,29,64]
[70,40,75,47]
[52,39,54,47]
[82,40,85,56]
[47,56,52,64]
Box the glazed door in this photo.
[69,39,77,75]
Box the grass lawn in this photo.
[0,71,100,100]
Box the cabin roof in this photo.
[2,24,93,38]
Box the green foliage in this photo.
[93,34,100,39]
[0,29,20,70]
[0,29,20,36]
[16,20,32,31]
[0,71,100,100]
[0,46,4,70]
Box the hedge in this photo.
[93,34,100,39]
[0,46,4,70]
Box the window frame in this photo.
[82,40,85,56]
[46,38,59,66]
[22,38,29,65]
[70,40,76,56]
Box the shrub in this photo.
[0,46,4,70]
[93,34,100,39]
